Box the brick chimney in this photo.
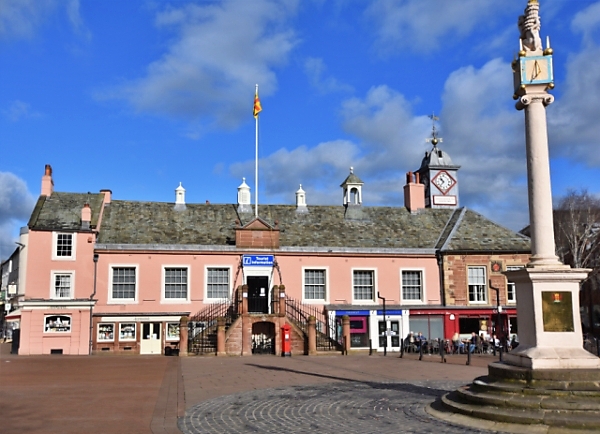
[41,164,54,196]
[100,189,112,204]
[404,171,425,213]
[81,203,92,230]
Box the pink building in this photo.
[13,146,530,356]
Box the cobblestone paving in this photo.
[180,380,505,434]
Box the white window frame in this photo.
[161,265,190,303]
[108,265,139,304]
[505,266,523,304]
[351,268,377,304]
[204,266,232,301]
[400,268,425,304]
[119,323,137,341]
[302,267,329,304]
[468,266,488,304]
[52,232,76,260]
[97,323,115,342]
[44,315,72,333]
[50,270,75,299]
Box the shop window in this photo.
[409,315,444,340]
[401,270,423,302]
[303,269,326,301]
[166,323,180,341]
[44,315,71,333]
[353,270,375,302]
[206,267,230,299]
[468,266,487,303]
[110,266,137,301]
[164,267,188,300]
[53,232,76,260]
[119,323,136,341]
[98,323,115,342]
[51,272,73,299]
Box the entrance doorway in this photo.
[247,276,269,314]
[140,322,162,355]
[252,322,275,354]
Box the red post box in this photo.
[281,324,292,357]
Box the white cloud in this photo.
[101,0,299,130]
[0,0,88,41]
[365,0,503,54]
[2,100,40,122]
[0,172,35,260]
[549,3,600,167]
[304,57,353,94]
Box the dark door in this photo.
[247,276,269,313]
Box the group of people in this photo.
[404,330,519,354]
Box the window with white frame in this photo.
[468,266,487,303]
[304,269,326,301]
[52,272,73,299]
[53,232,75,259]
[505,266,523,304]
[353,270,375,301]
[164,267,188,300]
[111,267,136,300]
[401,270,423,302]
[206,267,229,299]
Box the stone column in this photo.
[241,285,248,314]
[308,316,317,355]
[241,315,252,356]
[179,316,189,357]
[278,285,286,316]
[216,317,226,356]
[342,315,350,355]
[517,92,561,267]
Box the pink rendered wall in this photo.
[92,251,440,315]
[25,230,96,300]
[19,309,90,355]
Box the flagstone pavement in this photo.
[1,343,520,434]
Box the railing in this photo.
[285,296,340,351]
[188,289,239,355]
[584,335,600,357]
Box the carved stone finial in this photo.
[518,0,543,52]
[350,166,353,174]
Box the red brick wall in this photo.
[235,229,280,249]
[225,315,305,356]
[443,253,529,306]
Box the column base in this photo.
[503,344,600,369]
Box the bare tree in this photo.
[555,190,600,276]
[554,190,600,336]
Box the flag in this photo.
[253,91,262,118]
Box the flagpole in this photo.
[255,84,259,218]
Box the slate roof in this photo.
[91,199,530,253]
[28,192,105,231]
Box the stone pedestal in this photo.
[308,316,317,355]
[504,267,600,370]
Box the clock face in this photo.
[432,171,456,194]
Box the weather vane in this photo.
[425,112,443,147]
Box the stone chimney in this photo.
[295,184,308,214]
[81,203,92,230]
[41,164,54,196]
[100,189,112,204]
[174,182,186,211]
[404,171,425,213]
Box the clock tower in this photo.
[416,115,460,209]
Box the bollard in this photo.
[499,345,503,362]
[419,341,423,361]
[466,347,471,365]
[369,339,373,356]
[440,339,446,363]
[399,339,404,358]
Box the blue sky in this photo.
[2,0,600,260]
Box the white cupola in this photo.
[174,182,186,211]
[237,178,252,213]
[295,184,308,213]
[340,167,364,206]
